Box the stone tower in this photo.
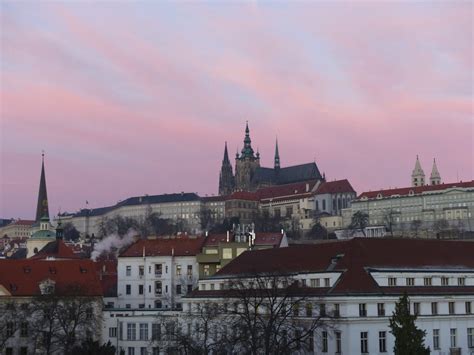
[218,142,235,195]
[411,155,425,187]
[234,122,260,191]
[430,158,441,185]
[35,152,49,222]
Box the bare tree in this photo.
[383,209,397,237]
[0,301,29,351]
[433,218,450,238]
[349,211,369,236]
[410,219,423,238]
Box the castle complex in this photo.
[218,123,324,195]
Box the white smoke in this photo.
[91,230,136,261]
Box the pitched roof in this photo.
[120,236,205,257]
[252,163,322,186]
[0,259,103,296]
[258,180,318,200]
[315,179,356,195]
[358,180,474,199]
[29,240,81,260]
[203,232,283,247]
[10,219,35,226]
[226,191,260,201]
[209,238,474,296]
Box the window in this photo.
[433,329,440,349]
[187,265,193,277]
[20,322,28,337]
[187,284,193,294]
[305,303,313,317]
[222,248,232,259]
[450,328,457,348]
[310,278,320,287]
[155,281,162,295]
[449,301,455,315]
[5,348,12,355]
[379,331,387,352]
[424,277,432,286]
[176,285,182,295]
[152,323,161,340]
[388,277,397,286]
[139,323,148,340]
[286,206,293,218]
[139,284,144,295]
[413,302,420,315]
[155,264,162,276]
[19,348,27,355]
[127,323,136,341]
[126,265,131,276]
[176,264,182,277]
[441,276,449,286]
[377,303,385,316]
[319,303,326,317]
[203,265,210,276]
[431,302,438,315]
[360,332,368,353]
[128,347,135,355]
[324,278,330,287]
[359,303,367,317]
[406,277,415,286]
[109,327,117,338]
[468,328,474,348]
[466,301,472,314]
[458,277,466,286]
[6,321,14,337]
[334,303,340,317]
[322,199,326,210]
[139,265,144,277]
[152,347,160,355]
[140,348,147,355]
[335,331,342,354]
[126,284,131,295]
[155,300,162,309]
[322,331,328,352]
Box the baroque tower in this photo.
[234,122,260,191]
[411,155,425,187]
[35,152,49,222]
[430,158,441,185]
[218,142,235,195]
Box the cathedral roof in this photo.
[252,162,322,186]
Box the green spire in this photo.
[240,121,255,158]
[35,152,49,222]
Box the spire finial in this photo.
[274,137,280,170]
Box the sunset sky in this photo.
[1,1,472,219]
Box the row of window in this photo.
[125,283,193,296]
[358,301,472,317]
[122,347,159,355]
[125,264,194,277]
[198,277,332,291]
[387,276,467,286]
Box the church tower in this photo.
[430,158,441,185]
[411,155,425,187]
[218,142,235,195]
[234,122,260,191]
[274,138,280,171]
[35,152,49,222]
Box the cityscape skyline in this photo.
[1,2,472,219]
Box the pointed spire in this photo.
[411,155,425,187]
[430,158,441,185]
[274,138,280,170]
[240,121,255,158]
[35,152,49,222]
[222,141,230,164]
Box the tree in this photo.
[382,209,397,237]
[253,210,284,233]
[389,293,430,355]
[433,218,450,238]
[63,222,81,241]
[349,211,369,236]
[0,301,29,351]
[410,219,423,238]
[70,339,116,355]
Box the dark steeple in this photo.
[219,142,235,195]
[274,138,280,170]
[240,121,255,158]
[35,152,49,222]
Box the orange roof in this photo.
[359,180,474,199]
[120,237,205,257]
[11,220,35,226]
[0,259,103,296]
[315,179,355,195]
[226,191,260,201]
[29,240,81,260]
[258,180,318,200]
[203,232,283,247]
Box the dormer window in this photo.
[39,279,56,295]
[377,193,383,199]
[409,190,414,196]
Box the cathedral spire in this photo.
[219,142,235,195]
[240,121,255,158]
[223,141,230,164]
[411,155,425,187]
[35,152,49,222]
[430,158,441,185]
[274,138,280,170]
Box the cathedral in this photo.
[218,123,324,195]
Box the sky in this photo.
[1,1,472,219]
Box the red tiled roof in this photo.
[226,191,260,201]
[29,240,81,260]
[94,260,117,297]
[211,238,474,296]
[358,180,474,199]
[258,180,319,201]
[120,236,205,257]
[0,259,103,296]
[10,220,35,226]
[315,179,355,195]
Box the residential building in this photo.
[186,238,474,354]
[0,220,34,239]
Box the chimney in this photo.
[172,247,175,256]
[226,230,230,242]
[306,183,309,192]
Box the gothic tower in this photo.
[218,142,235,195]
[430,158,441,185]
[411,155,425,187]
[234,122,260,191]
[274,138,280,171]
[35,152,49,222]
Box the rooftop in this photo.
[120,236,205,257]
